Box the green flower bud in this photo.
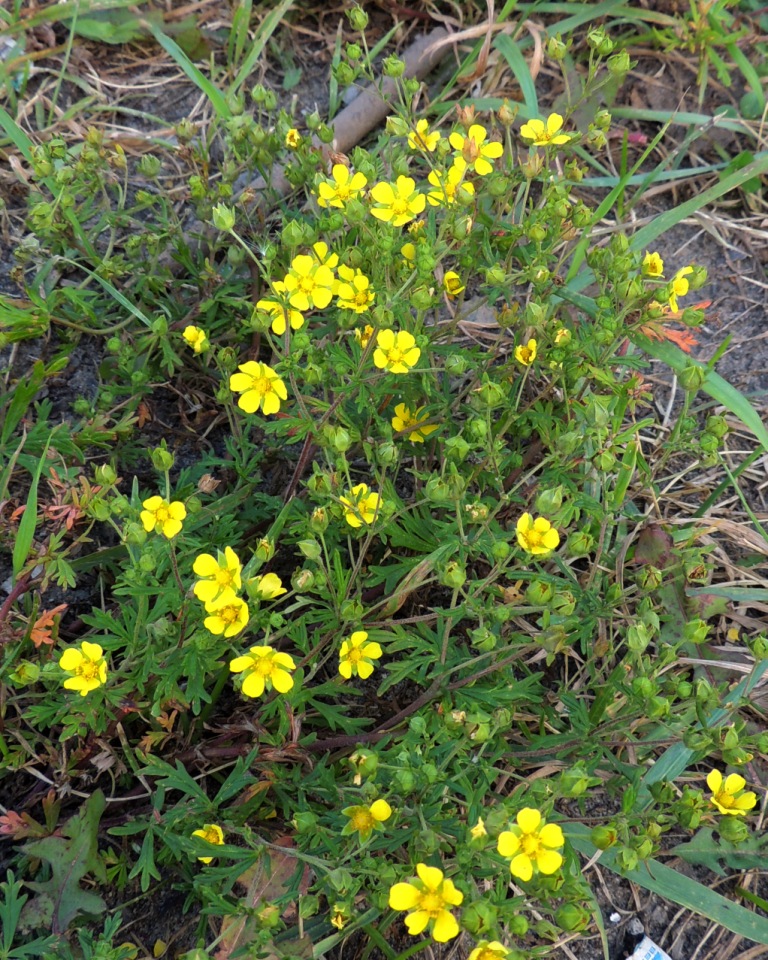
[211,203,235,231]
[445,435,470,461]
[525,580,554,606]
[382,55,405,78]
[309,507,329,533]
[473,379,507,409]
[317,123,335,144]
[461,902,498,936]
[95,464,117,486]
[255,537,275,562]
[281,219,306,248]
[347,5,369,30]
[707,415,728,440]
[292,568,315,592]
[591,825,617,849]
[632,676,654,698]
[444,354,468,376]
[699,434,719,454]
[138,553,155,572]
[439,560,466,589]
[508,915,529,937]
[123,522,147,546]
[555,904,590,932]
[426,475,452,503]
[689,265,708,290]
[679,363,706,393]
[139,154,161,177]
[470,627,496,652]
[684,618,709,644]
[377,441,398,467]
[587,28,614,55]
[385,115,410,137]
[552,590,576,616]
[293,811,319,834]
[717,816,749,844]
[410,286,434,310]
[150,446,175,472]
[607,49,631,76]
[9,661,41,686]
[566,530,594,558]
[346,42,362,61]
[498,99,518,125]
[491,540,511,562]
[298,539,322,560]
[547,34,568,60]
[485,265,507,285]
[395,769,415,793]
[647,695,669,718]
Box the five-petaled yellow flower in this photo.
[642,251,664,278]
[497,807,564,881]
[408,119,441,152]
[389,863,463,943]
[339,630,383,679]
[337,265,375,313]
[256,281,304,335]
[515,338,537,366]
[282,254,335,311]
[229,361,288,415]
[443,272,465,298]
[520,113,571,147]
[339,483,381,528]
[516,513,560,557]
[468,942,510,960]
[374,329,420,374]
[427,158,475,207]
[391,403,438,443]
[140,496,187,539]
[193,547,242,604]
[355,324,375,349]
[342,798,392,840]
[249,572,287,600]
[668,265,693,313]
[229,645,296,698]
[317,163,368,209]
[370,176,426,227]
[203,594,249,637]
[182,325,208,353]
[285,128,301,149]
[191,823,224,863]
[707,769,757,816]
[448,124,503,176]
[59,641,107,696]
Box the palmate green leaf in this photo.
[670,827,768,878]
[567,822,768,943]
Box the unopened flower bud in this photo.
[211,203,235,231]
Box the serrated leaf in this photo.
[670,827,768,876]
[21,791,106,933]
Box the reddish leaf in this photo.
[29,604,68,648]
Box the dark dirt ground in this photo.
[2,4,768,960]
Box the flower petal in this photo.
[509,853,533,881]
[416,863,443,890]
[389,882,420,911]
[432,910,459,942]
[706,769,723,794]
[536,849,563,875]
[539,823,564,848]
[724,773,746,795]
[404,910,431,935]
[516,807,542,834]
[496,831,520,857]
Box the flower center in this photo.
[347,647,364,664]
[526,530,543,547]
[255,659,274,677]
[299,276,315,293]
[220,605,239,624]
[77,660,100,681]
[521,834,541,856]
[717,791,735,808]
[351,810,374,831]
[202,827,220,844]
[156,507,170,523]
[252,376,271,396]
[354,291,369,307]
[463,139,480,162]
[337,184,350,200]
[388,348,404,364]
[216,570,234,587]
[392,199,408,216]
[419,892,445,917]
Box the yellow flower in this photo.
[516,513,560,557]
[443,272,465,298]
[642,251,664,278]
[331,907,349,930]
[339,630,383,679]
[448,124,503,176]
[337,265,375,313]
[470,817,487,840]
[342,798,392,839]
[514,338,537,366]
[317,163,368,209]
[339,483,380,528]
[401,242,416,269]
[285,128,301,149]
[203,594,249,637]
[311,241,339,271]
[468,942,510,960]
[391,403,438,443]
[355,324,375,349]
[229,645,296,698]
[408,119,441,152]
[388,863,463,943]
[554,327,571,346]
[58,641,107,697]
[519,113,571,146]
[256,281,304,335]
[668,265,693,313]
[373,329,420,374]
[182,325,208,353]
[193,547,242,604]
[229,361,288,415]
[249,572,287,600]
[370,176,426,227]
[707,770,757,816]
[427,158,475,207]
[140,496,187,539]
[282,254,335,311]
[191,823,224,863]
[497,807,564,881]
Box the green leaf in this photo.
[21,792,107,934]
[230,0,294,95]
[494,35,538,116]
[670,827,768,877]
[13,430,54,582]
[567,822,768,943]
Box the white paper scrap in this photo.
[629,936,673,960]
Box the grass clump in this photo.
[1,6,767,959]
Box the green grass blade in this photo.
[145,21,231,120]
[632,336,768,452]
[0,103,34,160]
[13,432,53,581]
[567,822,768,943]
[230,0,293,96]
[57,258,152,328]
[494,35,538,116]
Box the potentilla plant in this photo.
[2,7,765,959]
